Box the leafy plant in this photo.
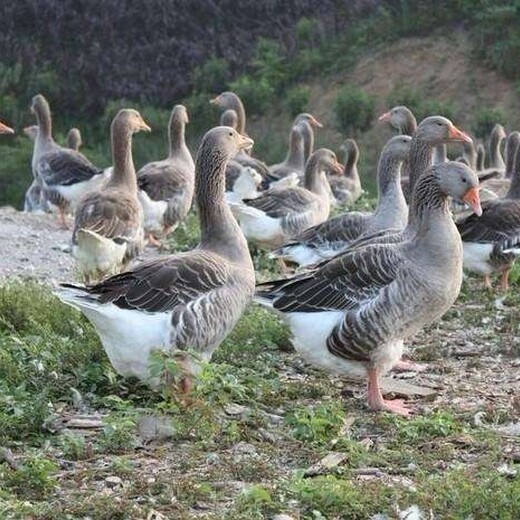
[333,86,375,134]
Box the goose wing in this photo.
[37,149,101,186]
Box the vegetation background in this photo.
[2,0,520,206]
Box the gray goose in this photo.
[293,113,323,164]
[256,161,482,416]
[378,105,417,191]
[58,127,255,391]
[476,144,486,171]
[489,123,507,173]
[137,105,195,246]
[30,94,105,228]
[480,131,520,200]
[457,131,520,292]
[23,125,47,213]
[268,124,306,180]
[72,109,150,283]
[272,135,411,267]
[231,149,342,248]
[66,128,83,151]
[211,92,271,182]
[328,138,362,207]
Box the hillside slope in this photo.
[248,30,519,192]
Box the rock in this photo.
[272,515,296,520]
[224,403,250,416]
[232,442,257,456]
[304,452,348,476]
[105,476,123,487]
[138,415,176,442]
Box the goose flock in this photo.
[2,90,518,417]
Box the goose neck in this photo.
[108,124,137,191]
[285,131,305,170]
[408,136,433,194]
[490,130,506,170]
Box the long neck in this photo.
[490,130,505,170]
[303,155,325,193]
[504,136,518,178]
[408,135,434,195]
[196,148,250,261]
[506,147,520,199]
[410,173,451,242]
[476,145,485,171]
[109,123,136,191]
[285,131,305,169]
[35,104,54,145]
[400,114,417,136]
[432,144,447,164]
[227,96,246,135]
[343,144,359,178]
[299,122,314,162]
[168,114,186,157]
[463,142,477,170]
[374,155,406,216]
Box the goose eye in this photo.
[462,178,467,183]
[436,122,443,126]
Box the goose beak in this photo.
[449,125,473,144]
[0,121,14,134]
[331,160,343,174]
[463,186,482,216]
[238,135,254,151]
[310,116,323,128]
[209,96,220,106]
[138,119,152,132]
[378,111,391,123]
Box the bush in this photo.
[229,75,275,115]
[284,85,311,116]
[191,57,231,95]
[473,106,506,138]
[333,85,375,134]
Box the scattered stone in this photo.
[105,476,123,488]
[380,378,438,399]
[272,515,296,520]
[232,442,257,456]
[138,415,176,442]
[224,403,250,416]
[494,422,520,437]
[497,463,518,477]
[304,452,348,476]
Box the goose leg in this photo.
[277,257,292,275]
[58,207,69,230]
[483,275,492,290]
[367,368,412,417]
[392,359,428,372]
[500,269,510,292]
[147,233,162,248]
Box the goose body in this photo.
[30,95,104,227]
[72,109,150,282]
[137,105,195,242]
[272,135,410,266]
[231,149,341,248]
[256,162,481,415]
[328,138,362,207]
[57,127,255,388]
[225,167,263,204]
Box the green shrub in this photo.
[229,75,275,115]
[191,57,231,94]
[284,85,311,116]
[473,106,506,138]
[333,86,375,134]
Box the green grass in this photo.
[0,204,520,517]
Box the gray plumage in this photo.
[328,138,362,207]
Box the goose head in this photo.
[434,161,482,215]
[30,94,50,118]
[23,125,38,141]
[112,109,151,134]
[206,126,254,158]
[294,112,323,128]
[312,148,343,175]
[67,128,83,150]
[382,135,412,161]
[172,104,189,125]
[220,109,238,129]
[416,116,472,145]
[492,123,507,141]
[210,91,240,109]
[378,105,416,133]
[0,121,14,134]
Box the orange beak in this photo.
[449,125,473,144]
[0,121,14,135]
[209,96,220,105]
[378,111,391,123]
[462,186,482,216]
[310,116,323,128]
[238,134,254,151]
[331,159,343,175]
